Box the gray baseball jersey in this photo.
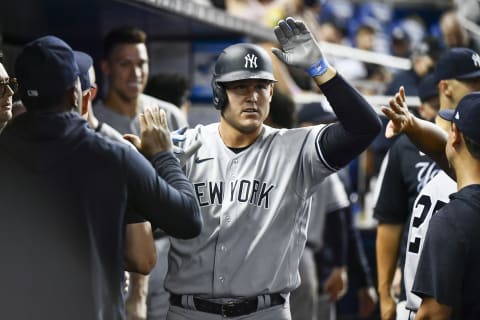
[306,172,350,250]
[404,170,455,312]
[94,93,188,135]
[165,123,335,297]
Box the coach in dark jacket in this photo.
[0,36,202,320]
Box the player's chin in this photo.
[238,120,262,133]
[0,109,12,123]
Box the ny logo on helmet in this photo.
[244,54,258,69]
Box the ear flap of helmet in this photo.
[212,78,227,110]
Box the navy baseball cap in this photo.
[418,73,438,103]
[439,92,480,145]
[434,48,480,83]
[15,35,80,98]
[74,51,93,91]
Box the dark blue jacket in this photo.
[0,111,202,320]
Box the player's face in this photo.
[103,43,149,103]
[0,64,14,124]
[222,79,273,134]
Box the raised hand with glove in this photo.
[271,17,337,85]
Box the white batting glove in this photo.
[173,140,203,168]
[171,126,188,144]
[272,17,325,70]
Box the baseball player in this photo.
[163,17,381,320]
[381,47,480,319]
[374,74,441,320]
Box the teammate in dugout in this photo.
[160,17,381,320]
[380,47,480,320]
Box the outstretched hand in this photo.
[123,105,172,158]
[271,17,323,69]
[381,86,416,138]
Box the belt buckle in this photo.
[221,301,238,318]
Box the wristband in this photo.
[307,58,329,78]
[95,122,104,132]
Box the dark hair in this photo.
[464,134,480,159]
[103,26,147,58]
[268,87,296,129]
[145,73,190,108]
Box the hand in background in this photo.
[323,266,348,302]
[358,286,378,319]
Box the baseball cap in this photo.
[74,51,93,91]
[391,25,410,43]
[15,35,80,99]
[433,47,480,83]
[418,73,438,103]
[438,92,480,145]
[411,36,443,62]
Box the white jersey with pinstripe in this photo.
[404,171,456,312]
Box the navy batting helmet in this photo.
[212,43,277,110]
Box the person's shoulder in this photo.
[141,94,176,110]
[141,94,188,127]
[86,130,135,160]
[186,123,217,138]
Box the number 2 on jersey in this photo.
[408,195,447,254]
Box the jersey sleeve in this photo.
[411,212,465,307]
[373,142,409,224]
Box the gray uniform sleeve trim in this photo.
[315,123,337,173]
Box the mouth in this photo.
[242,108,259,114]
[127,81,142,88]
[0,103,12,110]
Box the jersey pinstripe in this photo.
[404,171,456,311]
[165,123,333,297]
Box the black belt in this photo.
[170,293,285,318]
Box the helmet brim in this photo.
[216,70,277,83]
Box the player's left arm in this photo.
[415,297,452,320]
[272,17,382,170]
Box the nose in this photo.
[134,66,142,79]
[246,85,259,101]
[3,84,14,98]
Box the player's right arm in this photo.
[382,86,450,174]
[272,17,381,170]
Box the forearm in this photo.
[347,213,374,288]
[126,272,149,319]
[404,117,450,174]
[376,223,403,298]
[324,208,348,266]
[124,222,156,275]
[318,73,382,136]
[316,74,382,169]
[149,151,203,238]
